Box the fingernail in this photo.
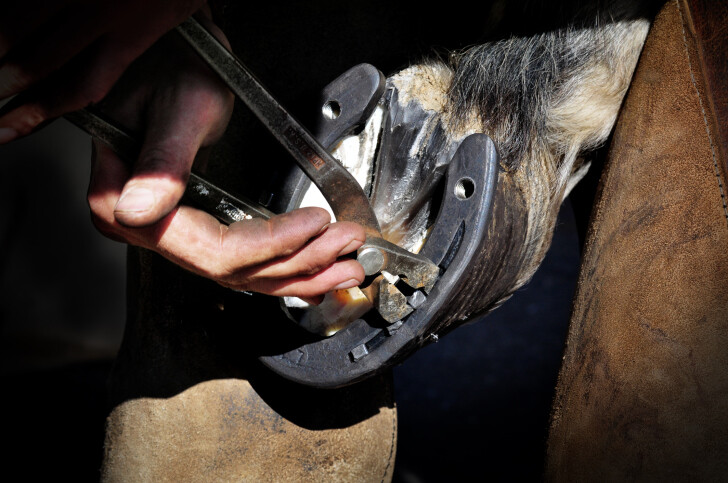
[0,127,17,144]
[115,187,155,213]
[333,278,361,291]
[317,223,331,235]
[337,238,364,257]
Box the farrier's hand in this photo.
[0,0,208,143]
[86,17,366,300]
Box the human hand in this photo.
[85,17,366,300]
[0,0,208,143]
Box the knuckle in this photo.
[219,271,254,291]
[212,228,235,279]
[339,221,367,238]
[207,256,244,283]
[299,258,328,276]
[262,219,287,255]
[209,264,232,281]
[190,88,234,131]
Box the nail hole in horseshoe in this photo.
[454,177,475,200]
[322,100,341,120]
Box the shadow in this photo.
[0,360,114,482]
[392,201,581,482]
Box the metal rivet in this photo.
[357,247,386,276]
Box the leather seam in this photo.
[381,384,397,482]
[381,408,397,482]
[677,0,728,229]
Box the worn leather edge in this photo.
[681,0,728,178]
[679,0,728,226]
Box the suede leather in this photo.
[546,0,728,480]
[102,379,397,482]
[683,0,728,173]
[101,249,397,482]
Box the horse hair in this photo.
[391,1,656,307]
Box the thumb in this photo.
[113,103,207,227]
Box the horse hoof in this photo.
[260,64,530,388]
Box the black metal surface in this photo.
[260,133,500,387]
[315,64,385,151]
[269,64,386,213]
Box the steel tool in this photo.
[66,15,440,324]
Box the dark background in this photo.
[0,118,580,481]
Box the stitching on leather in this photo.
[677,0,728,228]
[380,383,397,483]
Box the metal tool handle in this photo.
[64,108,274,224]
[175,16,381,235]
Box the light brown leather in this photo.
[546,0,728,480]
[101,249,397,482]
[102,379,397,482]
